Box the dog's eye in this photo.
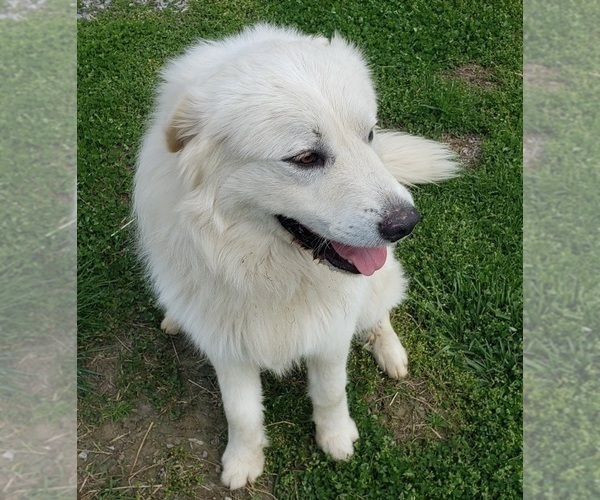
[368,129,374,142]
[288,151,325,168]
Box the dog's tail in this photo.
[375,131,460,185]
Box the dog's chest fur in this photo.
[171,244,371,372]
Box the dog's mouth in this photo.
[276,215,388,276]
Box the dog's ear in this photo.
[374,131,460,185]
[165,94,203,153]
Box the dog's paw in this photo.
[316,418,359,461]
[365,329,408,379]
[221,444,265,490]
[160,316,180,335]
[375,339,408,379]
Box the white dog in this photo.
[133,24,458,489]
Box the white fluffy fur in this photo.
[133,24,458,489]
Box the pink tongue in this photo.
[330,242,388,276]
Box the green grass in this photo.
[524,1,600,496]
[1,0,75,497]
[78,0,522,497]
[1,0,75,346]
[0,0,74,407]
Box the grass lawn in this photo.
[78,0,522,498]
[524,0,600,496]
[1,0,75,496]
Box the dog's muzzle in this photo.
[277,204,420,276]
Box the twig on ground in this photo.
[130,421,154,475]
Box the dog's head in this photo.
[164,25,420,276]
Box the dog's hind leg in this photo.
[160,316,180,335]
[212,360,268,490]
[363,315,408,379]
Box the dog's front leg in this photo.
[212,360,268,489]
[363,314,409,379]
[307,351,359,461]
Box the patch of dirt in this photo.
[1,341,76,498]
[78,338,273,499]
[1,414,75,499]
[0,0,46,21]
[78,0,188,20]
[446,63,496,90]
[523,133,545,170]
[371,377,448,442]
[442,133,483,168]
[524,63,564,91]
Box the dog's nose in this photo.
[378,205,421,242]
